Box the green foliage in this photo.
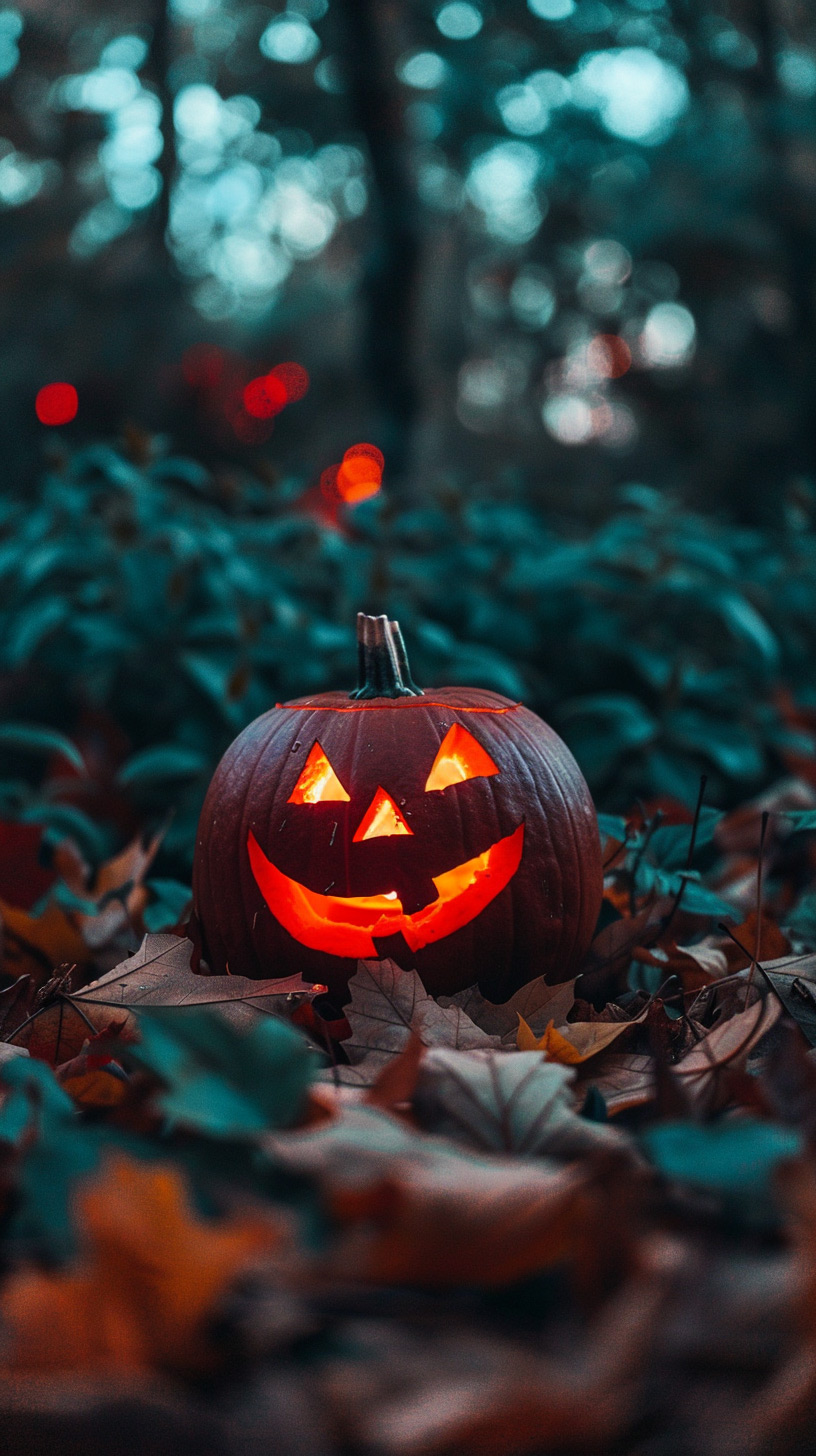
[129,1007,318,1138]
[3,441,816,875]
[641,1118,803,1195]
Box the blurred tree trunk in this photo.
[333,0,421,478]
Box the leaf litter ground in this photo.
[6,786,816,1452]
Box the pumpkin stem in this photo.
[351,613,423,699]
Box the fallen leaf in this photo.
[365,1032,425,1111]
[576,1053,656,1117]
[0,1155,283,1374]
[70,934,317,1012]
[760,952,816,1047]
[343,960,499,1081]
[266,1104,596,1287]
[517,1008,648,1063]
[411,1049,622,1158]
[328,1238,682,1454]
[674,993,782,1083]
[128,1007,317,1138]
[439,977,576,1042]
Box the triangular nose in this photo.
[353,787,413,842]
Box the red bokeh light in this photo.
[336,442,383,504]
[587,334,632,379]
[344,441,384,471]
[269,361,310,403]
[243,373,289,419]
[35,383,78,426]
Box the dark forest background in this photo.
[4,0,816,889]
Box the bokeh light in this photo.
[243,373,288,419]
[331,443,385,504]
[35,382,78,425]
[435,2,483,40]
[587,334,632,379]
[270,361,310,402]
[640,303,696,367]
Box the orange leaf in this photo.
[517,1012,647,1063]
[1,1155,284,1375]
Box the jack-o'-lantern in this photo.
[192,614,602,1000]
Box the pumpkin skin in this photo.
[193,622,602,1001]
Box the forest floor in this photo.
[3,780,816,1454]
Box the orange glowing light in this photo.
[247,821,524,958]
[424,724,499,793]
[243,373,288,419]
[587,334,631,379]
[353,787,413,842]
[270,362,310,403]
[336,442,384,504]
[288,743,350,804]
[35,383,78,426]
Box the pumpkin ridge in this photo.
[511,710,599,974]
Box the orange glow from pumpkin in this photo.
[247,822,524,958]
[353,787,413,842]
[288,743,350,804]
[424,724,499,793]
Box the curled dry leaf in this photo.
[517,1007,649,1063]
[674,992,782,1083]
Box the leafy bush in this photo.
[2,440,816,873]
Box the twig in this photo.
[662,775,708,936]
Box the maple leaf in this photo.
[70,933,318,1034]
[517,1008,648,1063]
[411,1048,621,1159]
[440,976,576,1043]
[342,959,499,1082]
[0,1155,284,1374]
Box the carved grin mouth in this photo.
[247,822,524,959]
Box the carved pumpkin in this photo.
[192,614,602,1000]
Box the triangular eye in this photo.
[353,787,413,842]
[424,724,499,793]
[288,742,350,804]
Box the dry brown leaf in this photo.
[674,993,781,1083]
[440,977,576,1043]
[70,934,316,1012]
[266,1104,596,1287]
[577,1053,656,1117]
[343,960,499,1081]
[517,1008,648,1063]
